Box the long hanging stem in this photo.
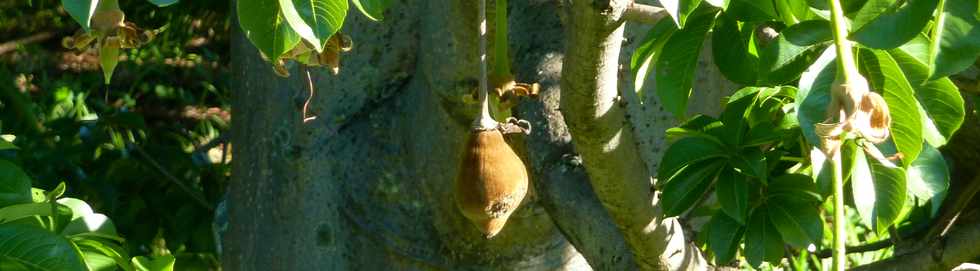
[492,0,511,78]
[826,0,854,269]
[475,0,496,130]
[828,0,858,82]
[831,150,846,271]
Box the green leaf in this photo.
[632,19,678,97]
[351,0,389,21]
[768,195,822,248]
[758,21,829,85]
[891,39,965,146]
[906,143,948,216]
[661,159,726,217]
[655,8,717,119]
[62,213,118,237]
[743,207,784,267]
[812,140,858,197]
[796,46,837,147]
[852,147,908,233]
[657,135,728,182]
[731,148,767,183]
[930,0,980,79]
[704,0,730,10]
[660,0,705,27]
[0,223,86,271]
[132,255,175,271]
[0,203,71,223]
[858,49,923,167]
[852,0,939,49]
[61,0,99,30]
[711,13,759,85]
[73,238,131,271]
[46,182,66,202]
[56,198,94,221]
[849,0,895,31]
[237,0,301,61]
[0,160,32,208]
[716,168,749,223]
[146,0,178,7]
[769,174,822,202]
[707,212,744,264]
[0,139,17,150]
[278,0,347,52]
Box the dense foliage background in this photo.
[1,1,229,269]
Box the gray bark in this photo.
[223,0,731,269]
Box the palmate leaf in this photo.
[0,223,86,271]
[632,18,678,98]
[707,212,744,264]
[851,147,907,233]
[767,195,822,248]
[61,0,99,30]
[796,46,836,147]
[657,135,728,183]
[661,159,726,217]
[146,0,178,7]
[758,20,830,85]
[716,168,749,223]
[655,7,718,119]
[711,13,758,85]
[351,0,389,21]
[660,0,705,28]
[238,0,301,61]
[930,0,980,79]
[743,208,784,267]
[278,0,347,52]
[0,160,32,208]
[906,143,949,216]
[890,39,965,147]
[851,0,939,49]
[858,49,923,167]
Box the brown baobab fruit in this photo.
[455,128,529,238]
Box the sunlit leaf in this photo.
[906,143,948,217]
[858,49,923,167]
[851,0,938,49]
[930,0,980,79]
[796,46,837,147]
[278,0,347,52]
[660,0,705,28]
[656,7,717,119]
[61,0,99,30]
[0,223,86,271]
[237,0,300,61]
[351,0,389,21]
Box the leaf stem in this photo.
[927,0,946,76]
[826,0,857,268]
[475,0,496,130]
[831,150,846,270]
[492,0,510,78]
[827,0,858,82]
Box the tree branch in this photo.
[623,3,667,24]
[851,213,980,271]
[558,1,707,269]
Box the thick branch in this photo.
[851,215,980,271]
[558,1,707,270]
[623,3,667,24]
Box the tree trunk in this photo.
[222,0,729,269]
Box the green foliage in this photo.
[278,0,347,52]
[238,0,301,61]
[0,147,171,271]
[646,0,975,266]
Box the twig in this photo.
[623,3,667,24]
[815,239,894,258]
[0,32,55,54]
[129,142,214,211]
[303,68,317,123]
